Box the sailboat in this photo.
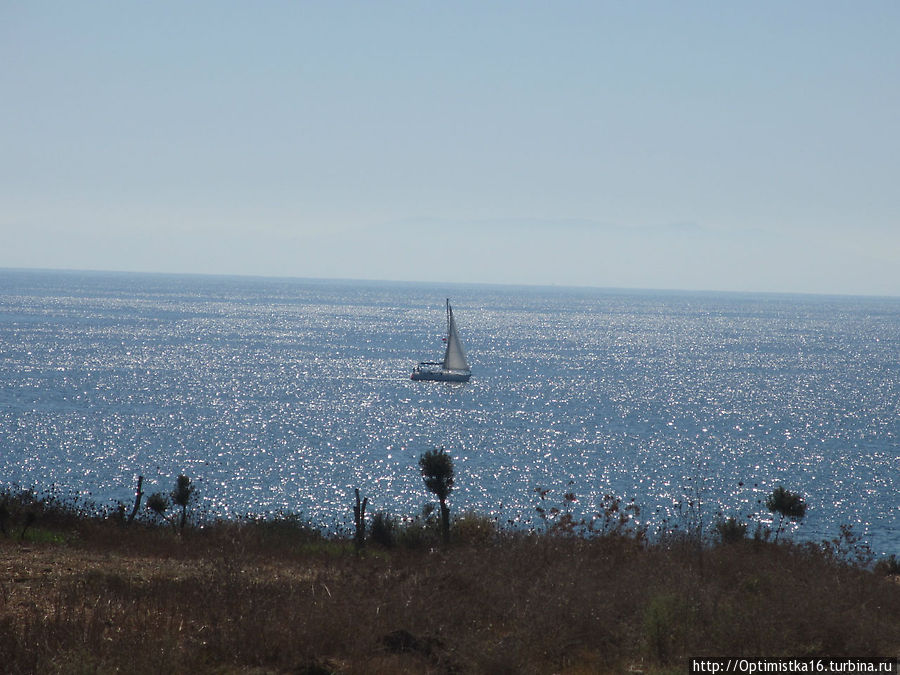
[411,299,472,382]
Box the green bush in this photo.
[452,511,497,546]
[370,511,396,548]
[395,507,441,550]
[874,554,900,576]
[643,592,692,663]
[766,486,807,542]
[715,517,748,545]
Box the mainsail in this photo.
[442,303,469,372]
[411,299,471,382]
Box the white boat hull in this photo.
[411,369,471,383]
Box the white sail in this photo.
[442,304,470,372]
[411,299,472,382]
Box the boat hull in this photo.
[411,300,472,382]
[410,369,471,382]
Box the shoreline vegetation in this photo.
[1,480,899,674]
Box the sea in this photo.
[1,268,898,555]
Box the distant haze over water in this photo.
[1,269,898,554]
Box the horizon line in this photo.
[1,264,897,302]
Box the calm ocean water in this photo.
[1,269,898,553]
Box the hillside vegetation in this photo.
[1,488,898,674]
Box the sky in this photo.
[2,2,899,296]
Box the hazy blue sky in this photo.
[3,2,898,296]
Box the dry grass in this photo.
[1,509,899,674]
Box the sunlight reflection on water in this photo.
[1,271,899,553]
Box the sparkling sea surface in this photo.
[1,269,898,554]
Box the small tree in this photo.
[419,447,454,544]
[171,475,196,533]
[766,486,806,542]
[146,492,172,528]
[353,488,368,551]
[127,475,144,525]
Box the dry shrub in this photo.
[451,511,497,546]
[2,514,899,673]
